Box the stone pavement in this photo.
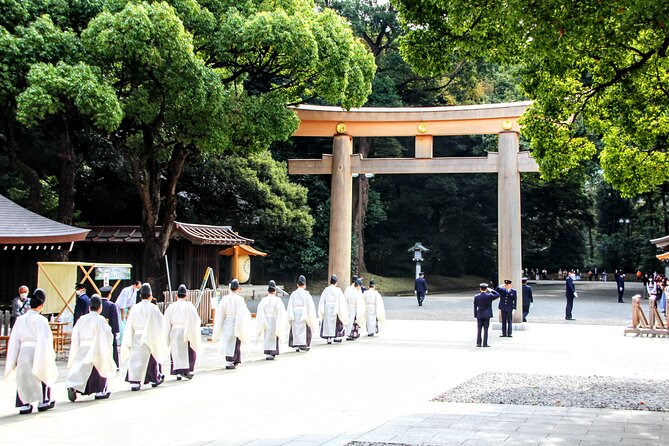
[0,280,666,446]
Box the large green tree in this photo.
[395,0,669,197]
[8,0,375,288]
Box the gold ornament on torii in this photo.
[336,122,347,134]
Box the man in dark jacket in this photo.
[474,283,500,347]
[73,283,90,326]
[414,272,428,306]
[565,270,577,320]
[616,271,625,303]
[99,285,120,368]
[521,277,533,322]
[496,279,517,337]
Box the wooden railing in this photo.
[161,289,229,325]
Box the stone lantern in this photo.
[408,242,429,279]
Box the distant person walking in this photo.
[565,270,577,320]
[415,272,428,306]
[286,275,317,352]
[473,283,500,348]
[521,277,533,322]
[616,271,625,303]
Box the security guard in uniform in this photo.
[496,279,517,337]
[473,283,500,347]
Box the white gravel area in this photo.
[433,371,669,411]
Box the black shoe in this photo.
[476,344,481,347]
[67,387,77,402]
[418,303,422,306]
[151,374,165,387]
[368,333,374,337]
[508,335,513,338]
[176,375,182,381]
[566,317,575,320]
[523,319,527,322]
[295,348,301,352]
[333,339,342,343]
[37,400,55,412]
[94,392,111,400]
[131,384,141,391]
[183,373,194,380]
[500,334,507,337]
[19,404,33,415]
[618,300,624,303]
[266,355,275,360]
[300,347,310,352]
[483,344,490,348]
[225,364,236,370]
[327,339,332,345]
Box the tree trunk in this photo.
[133,133,191,296]
[3,117,43,212]
[353,137,372,273]
[57,115,76,225]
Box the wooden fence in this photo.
[161,289,228,325]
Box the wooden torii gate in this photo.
[288,101,538,322]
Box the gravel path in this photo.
[433,371,669,411]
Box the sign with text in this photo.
[95,266,132,281]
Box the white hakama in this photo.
[359,288,386,335]
[67,312,116,395]
[286,288,317,348]
[212,292,251,367]
[164,299,202,375]
[318,285,348,340]
[256,294,289,356]
[121,300,168,385]
[4,310,58,408]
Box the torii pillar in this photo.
[329,134,354,282]
[288,102,537,323]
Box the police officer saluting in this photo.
[473,283,500,347]
[496,279,517,337]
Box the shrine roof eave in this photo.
[650,235,669,250]
[0,194,89,245]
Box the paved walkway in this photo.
[0,280,666,446]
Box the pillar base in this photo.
[491,322,530,331]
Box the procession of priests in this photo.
[3,275,385,414]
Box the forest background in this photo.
[1,0,666,292]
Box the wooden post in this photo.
[329,134,353,283]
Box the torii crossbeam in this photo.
[288,102,538,322]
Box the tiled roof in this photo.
[174,222,253,245]
[0,194,89,244]
[84,222,253,246]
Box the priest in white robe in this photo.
[359,279,386,336]
[286,275,317,352]
[318,274,348,344]
[120,283,169,391]
[164,284,202,380]
[344,277,365,340]
[256,280,289,360]
[212,279,252,369]
[4,289,58,414]
[66,295,117,401]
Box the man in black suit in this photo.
[496,279,517,337]
[414,272,428,306]
[616,271,625,303]
[73,283,90,326]
[565,270,577,320]
[474,283,500,347]
[99,285,121,368]
[521,277,533,322]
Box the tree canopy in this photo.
[395,0,669,197]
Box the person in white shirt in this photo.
[164,284,202,380]
[212,279,252,370]
[343,277,365,340]
[117,280,141,320]
[256,280,289,360]
[318,274,348,345]
[120,283,169,391]
[359,279,386,336]
[66,295,117,401]
[286,275,317,352]
[4,289,58,414]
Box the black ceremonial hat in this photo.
[140,283,152,297]
[177,284,188,296]
[297,275,306,285]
